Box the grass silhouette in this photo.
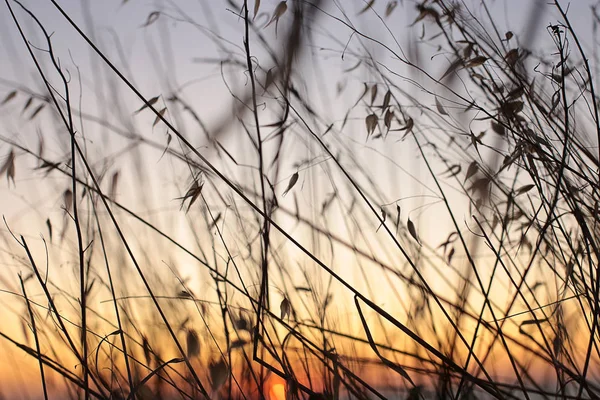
[0,0,599,399]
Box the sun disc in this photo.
[269,382,286,400]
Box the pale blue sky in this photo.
[0,0,599,255]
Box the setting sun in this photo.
[269,382,286,400]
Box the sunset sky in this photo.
[0,0,599,399]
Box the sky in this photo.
[1,0,600,399]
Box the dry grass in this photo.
[0,0,600,399]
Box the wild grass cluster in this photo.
[0,0,600,399]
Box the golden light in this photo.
[269,382,286,400]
